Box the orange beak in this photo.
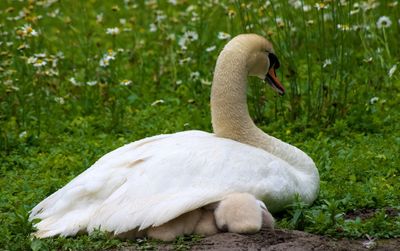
[265,67,285,95]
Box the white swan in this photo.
[29,34,319,239]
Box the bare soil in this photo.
[118,227,400,251]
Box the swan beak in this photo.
[265,68,285,96]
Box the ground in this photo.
[115,228,400,251]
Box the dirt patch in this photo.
[118,227,400,251]
[345,207,399,220]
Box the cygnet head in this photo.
[222,34,285,95]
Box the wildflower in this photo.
[168,0,177,5]
[315,2,329,10]
[176,80,182,85]
[48,8,60,18]
[56,51,65,59]
[105,49,116,59]
[360,1,379,11]
[99,49,117,67]
[388,1,398,7]
[179,57,191,65]
[27,54,47,68]
[323,59,332,68]
[369,97,379,104]
[363,57,373,63]
[44,69,59,76]
[275,17,285,28]
[86,81,97,86]
[323,13,333,21]
[178,31,199,49]
[119,18,127,25]
[206,45,216,52]
[99,58,110,67]
[190,71,200,80]
[33,59,46,67]
[388,64,397,78]
[303,5,311,12]
[227,9,236,18]
[185,31,199,41]
[306,20,315,26]
[34,53,46,58]
[106,27,120,35]
[120,79,132,86]
[19,131,27,138]
[350,3,360,15]
[17,43,30,50]
[149,23,157,32]
[167,33,175,41]
[201,78,212,85]
[96,13,103,23]
[337,24,351,31]
[245,24,254,30]
[112,5,120,12]
[151,99,165,106]
[54,97,65,104]
[217,32,231,40]
[155,11,166,22]
[69,77,82,86]
[17,24,38,37]
[376,16,392,29]
[289,0,302,9]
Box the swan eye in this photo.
[268,53,280,70]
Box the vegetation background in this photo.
[0,0,399,250]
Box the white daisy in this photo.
[206,45,216,52]
[19,24,38,37]
[149,23,157,32]
[106,27,120,35]
[151,99,165,106]
[69,77,82,86]
[369,97,379,104]
[323,59,332,68]
[190,71,200,80]
[86,81,98,86]
[388,64,397,78]
[120,80,132,86]
[217,32,231,40]
[376,16,392,29]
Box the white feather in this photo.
[30,130,318,237]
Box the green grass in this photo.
[1,0,399,250]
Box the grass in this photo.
[0,0,399,250]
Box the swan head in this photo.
[224,34,285,95]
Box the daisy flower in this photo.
[86,81,98,86]
[18,24,38,37]
[217,32,231,40]
[376,16,392,29]
[388,64,397,78]
[120,80,132,86]
[206,45,216,52]
[106,27,120,35]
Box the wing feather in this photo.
[30,130,318,237]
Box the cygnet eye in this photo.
[268,53,280,70]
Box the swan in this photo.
[29,34,319,239]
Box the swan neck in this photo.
[211,50,257,140]
[211,48,316,173]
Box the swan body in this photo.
[30,34,319,239]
